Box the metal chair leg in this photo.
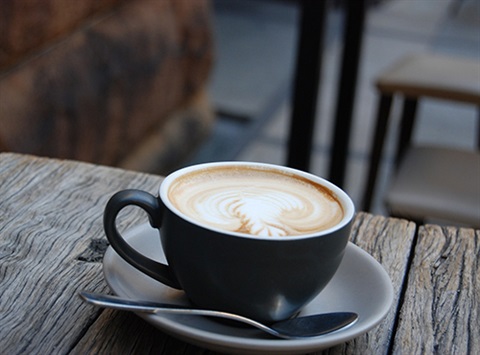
[328,0,366,187]
[286,0,326,172]
[362,94,393,212]
[394,97,418,167]
[477,107,480,150]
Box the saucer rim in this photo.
[103,223,394,354]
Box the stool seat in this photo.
[386,146,480,228]
[376,53,480,104]
[362,53,480,228]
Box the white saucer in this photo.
[103,224,393,354]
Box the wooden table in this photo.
[1,153,478,354]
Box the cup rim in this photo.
[160,161,355,240]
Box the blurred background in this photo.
[188,0,480,217]
[1,0,479,221]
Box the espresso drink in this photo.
[168,166,344,237]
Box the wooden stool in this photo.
[362,53,480,227]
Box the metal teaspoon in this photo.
[79,291,358,339]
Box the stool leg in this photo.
[395,97,418,167]
[477,107,480,150]
[362,94,393,212]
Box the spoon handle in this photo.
[79,291,283,336]
[80,291,252,319]
[80,291,196,313]
[79,291,357,339]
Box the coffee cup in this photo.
[104,162,355,323]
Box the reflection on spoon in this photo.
[79,291,358,340]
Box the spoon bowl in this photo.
[79,291,357,339]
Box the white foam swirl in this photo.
[168,167,344,237]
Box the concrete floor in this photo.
[190,0,480,217]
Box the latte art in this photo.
[168,166,344,237]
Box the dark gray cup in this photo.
[104,162,354,323]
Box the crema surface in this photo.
[168,167,344,237]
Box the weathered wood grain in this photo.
[0,153,417,355]
[8,153,470,355]
[392,225,479,354]
[315,212,416,355]
[0,153,162,354]
[71,309,211,354]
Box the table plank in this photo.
[0,153,162,354]
[71,310,210,354]
[392,225,479,354]
[316,212,416,354]
[0,153,419,354]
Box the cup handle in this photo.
[103,189,181,289]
